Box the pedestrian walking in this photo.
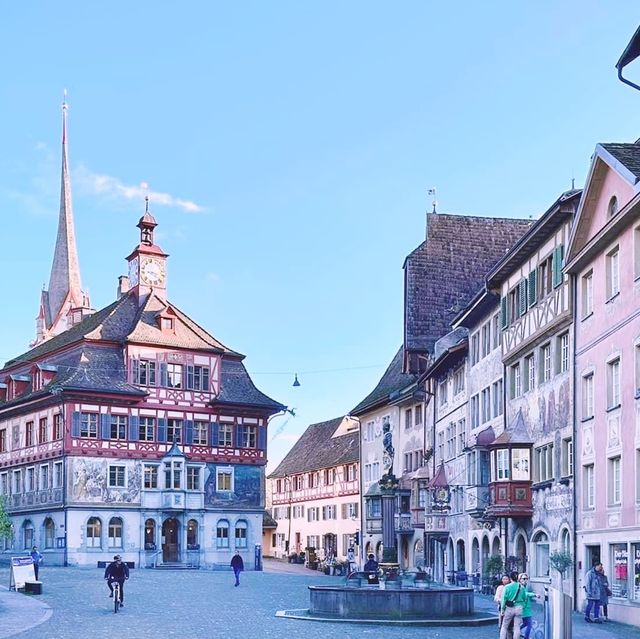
[598,565,612,622]
[230,551,244,587]
[346,547,357,575]
[500,572,529,639]
[30,546,43,581]
[516,573,537,639]
[494,574,511,627]
[584,561,603,623]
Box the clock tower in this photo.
[126,198,168,304]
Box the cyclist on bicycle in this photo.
[104,555,129,606]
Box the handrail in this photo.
[150,550,163,568]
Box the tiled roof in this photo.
[268,417,359,477]
[215,359,285,412]
[601,143,640,179]
[404,214,532,355]
[350,346,416,416]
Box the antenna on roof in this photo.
[427,187,437,213]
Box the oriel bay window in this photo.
[164,460,183,489]
[487,439,533,518]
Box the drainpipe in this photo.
[571,272,579,609]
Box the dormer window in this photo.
[161,318,173,330]
[608,196,619,219]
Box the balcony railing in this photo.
[365,517,382,534]
[394,512,414,534]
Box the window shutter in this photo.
[157,418,167,442]
[186,365,194,390]
[132,359,139,384]
[528,270,537,307]
[129,415,139,441]
[258,425,266,450]
[553,245,564,288]
[518,279,528,316]
[159,363,168,387]
[184,420,194,444]
[101,414,111,439]
[341,504,347,519]
[236,424,244,448]
[71,412,81,437]
[500,297,508,329]
[354,502,359,517]
[210,422,219,447]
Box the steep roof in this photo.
[600,142,640,179]
[350,346,416,416]
[404,213,532,355]
[215,359,285,411]
[268,417,359,477]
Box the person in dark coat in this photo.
[230,551,244,586]
[584,562,603,623]
[104,555,129,605]
[598,566,611,621]
[30,546,43,580]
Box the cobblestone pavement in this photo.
[0,563,638,639]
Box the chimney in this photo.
[117,275,130,299]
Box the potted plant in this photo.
[484,554,505,591]
[549,550,573,591]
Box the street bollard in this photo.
[545,586,572,639]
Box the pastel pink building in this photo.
[566,142,640,623]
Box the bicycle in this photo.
[112,581,121,613]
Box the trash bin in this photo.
[25,581,42,595]
[545,586,571,639]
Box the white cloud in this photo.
[206,272,221,283]
[75,164,205,214]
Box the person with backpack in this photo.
[500,572,531,639]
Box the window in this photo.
[606,246,620,299]
[53,414,62,440]
[541,344,551,383]
[235,521,248,548]
[582,271,593,318]
[217,468,233,491]
[345,464,357,481]
[470,333,480,366]
[25,421,34,447]
[86,517,102,548]
[307,507,320,522]
[557,333,569,374]
[216,520,230,548]
[187,519,198,548]
[80,413,98,438]
[438,379,448,406]
[0,473,7,495]
[512,449,530,480]
[108,517,123,548]
[164,460,182,489]
[54,462,63,488]
[533,531,550,577]
[562,438,573,477]
[26,467,34,492]
[193,421,208,445]
[367,498,381,518]
[218,423,233,447]
[167,419,182,443]
[365,421,374,441]
[471,394,479,428]
[453,367,464,395]
[292,504,305,518]
[13,470,22,493]
[139,417,155,441]
[186,466,200,490]
[582,373,594,419]
[109,465,126,488]
[609,456,621,505]
[294,475,304,490]
[635,226,640,280]
[161,318,174,330]
[607,358,621,409]
[492,314,500,350]
[524,354,535,392]
[608,195,618,218]
[404,408,412,430]
[167,363,183,388]
[481,386,491,423]
[0,429,6,453]
[481,322,491,358]
[343,502,359,519]
[538,255,553,298]
[308,472,318,488]
[23,521,34,549]
[611,543,629,598]
[40,464,49,490]
[446,424,456,459]
[38,418,47,444]
[437,431,445,461]
[186,365,210,391]
[144,465,158,489]
[510,363,521,399]
[496,449,510,480]
[492,379,503,417]
[414,405,423,426]
[322,505,337,520]
[239,425,257,448]
[457,419,467,452]
[324,468,336,485]
[44,518,55,549]
[509,287,519,323]
[535,444,554,482]
[110,415,127,440]
[133,359,156,386]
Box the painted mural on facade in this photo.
[204,464,261,507]
[71,458,142,503]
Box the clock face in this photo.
[140,257,165,286]
[436,488,448,501]
[128,257,139,287]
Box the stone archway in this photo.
[162,517,180,563]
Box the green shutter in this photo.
[518,279,528,316]
[528,270,537,307]
[553,245,564,288]
[500,297,508,330]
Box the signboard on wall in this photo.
[9,556,35,590]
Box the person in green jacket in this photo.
[500,572,536,639]
[516,573,537,639]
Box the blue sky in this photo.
[1,2,639,471]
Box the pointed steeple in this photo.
[33,95,92,346]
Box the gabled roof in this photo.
[600,143,640,180]
[404,213,531,356]
[350,346,417,416]
[427,461,448,488]
[492,409,532,446]
[268,417,359,477]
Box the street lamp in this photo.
[617,25,640,92]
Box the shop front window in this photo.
[633,543,640,601]
[612,543,629,598]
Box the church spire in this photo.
[33,94,92,346]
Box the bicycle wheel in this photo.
[114,587,119,613]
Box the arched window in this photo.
[216,520,229,548]
[532,531,549,577]
[144,519,156,549]
[560,528,571,555]
[22,520,34,549]
[43,518,55,549]
[108,517,123,548]
[235,520,247,548]
[86,517,102,548]
[608,196,619,218]
[187,519,199,548]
